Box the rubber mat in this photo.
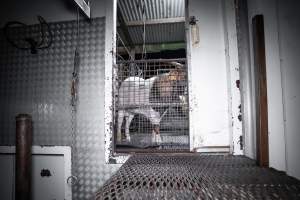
[95,154,300,200]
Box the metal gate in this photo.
[114,58,189,151]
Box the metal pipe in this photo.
[15,114,32,200]
[117,58,186,64]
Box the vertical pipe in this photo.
[16,114,32,200]
[252,15,269,167]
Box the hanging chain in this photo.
[68,7,80,186]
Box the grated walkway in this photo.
[95,154,300,200]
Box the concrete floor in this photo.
[96,154,300,199]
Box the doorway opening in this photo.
[113,0,189,152]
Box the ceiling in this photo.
[117,0,186,48]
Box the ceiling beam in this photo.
[123,17,186,27]
[117,6,134,49]
[117,42,186,54]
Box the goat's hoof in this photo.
[151,136,156,144]
[156,135,162,144]
[152,135,162,144]
[125,135,131,142]
[117,134,122,143]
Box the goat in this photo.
[116,62,186,144]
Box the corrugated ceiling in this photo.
[117,0,186,46]
[118,22,185,45]
[118,0,185,21]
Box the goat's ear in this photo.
[168,62,184,68]
[177,64,184,69]
[176,65,184,71]
[176,65,182,70]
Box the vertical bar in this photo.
[16,114,32,200]
[252,15,269,167]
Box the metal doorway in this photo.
[114,58,189,152]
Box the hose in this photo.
[3,16,53,54]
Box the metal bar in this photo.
[117,42,186,54]
[116,149,190,153]
[15,114,33,200]
[123,17,186,26]
[117,103,187,109]
[117,58,186,64]
[74,0,91,19]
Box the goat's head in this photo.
[168,62,186,82]
[153,62,187,99]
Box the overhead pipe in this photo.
[15,114,32,200]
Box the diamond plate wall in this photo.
[0,17,121,199]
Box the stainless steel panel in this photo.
[0,17,120,200]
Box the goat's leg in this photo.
[148,108,162,144]
[151,124,162,144]
[125,114,134,142]
[117,110,125,142]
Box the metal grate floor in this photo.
[95,154,300,200]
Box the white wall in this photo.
[247,0,287,172]
[247,0,300,179]
[187,0,235,150]
[277,0,300,179]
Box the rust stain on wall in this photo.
[236,80,240,89]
